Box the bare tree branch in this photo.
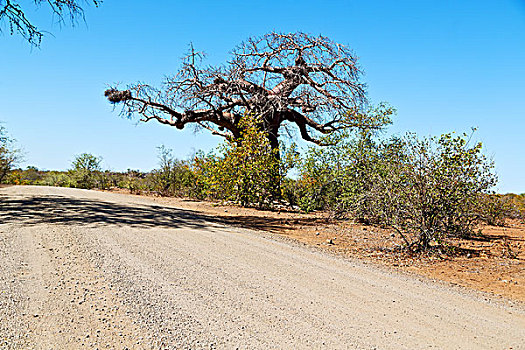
[106,32,383,151]
[0,0,101,46]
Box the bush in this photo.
[298,129,499,251]
[69,153,103,189]
[295,104,395,214]
[151,146,197,197]
[295,129,380,216]
[190,151,221,200]
[192,115,282,208]
[41,171,73,187]
[116,169,146,194]
[294,143,344,213]
[503,193,525,220]
[354,131,497,250]
[478,194,515,226]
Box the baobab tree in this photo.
[105,32,391,155]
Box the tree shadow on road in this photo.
[217,215,325,234]
[0,194,219,230]
[0,192,325,234]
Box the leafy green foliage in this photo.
[68,153,103,189]
[367,132,498,250]
[292,104,395,214]
[117,169,148,194]
[42,171,73,187]
[0,126,22,183]
[6,110,516,255]
[297,129,499,251]
[504,193,525,220]
[479,193,523,225]
[192,114,293,208]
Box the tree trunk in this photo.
[265,127,282,202]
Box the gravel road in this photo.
[1,186,524,349]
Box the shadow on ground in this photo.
[0,193,323,232]
[0,194,217,230]
[220,215,325,233]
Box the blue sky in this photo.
[0,0,524,193]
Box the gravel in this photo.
[1,185,524,349]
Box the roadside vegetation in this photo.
[0,125,22,183]
[2,116,523,255]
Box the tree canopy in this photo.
[106,32,392,151]
[0,0,100,46]
[0,125,21,183]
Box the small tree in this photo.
[0,125,22,183]
[151,145,196,197]
[223,114,281,207]
[69,153,102,189]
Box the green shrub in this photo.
[298,129,498,251]
[68,153,103,189]
[353,131,497,250]
[296,129,377,215]
[193,114,282,208]
[42,171,73,187]
[480,193,524,225]
[114,169,143,194]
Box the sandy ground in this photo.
[1,186,524,349]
